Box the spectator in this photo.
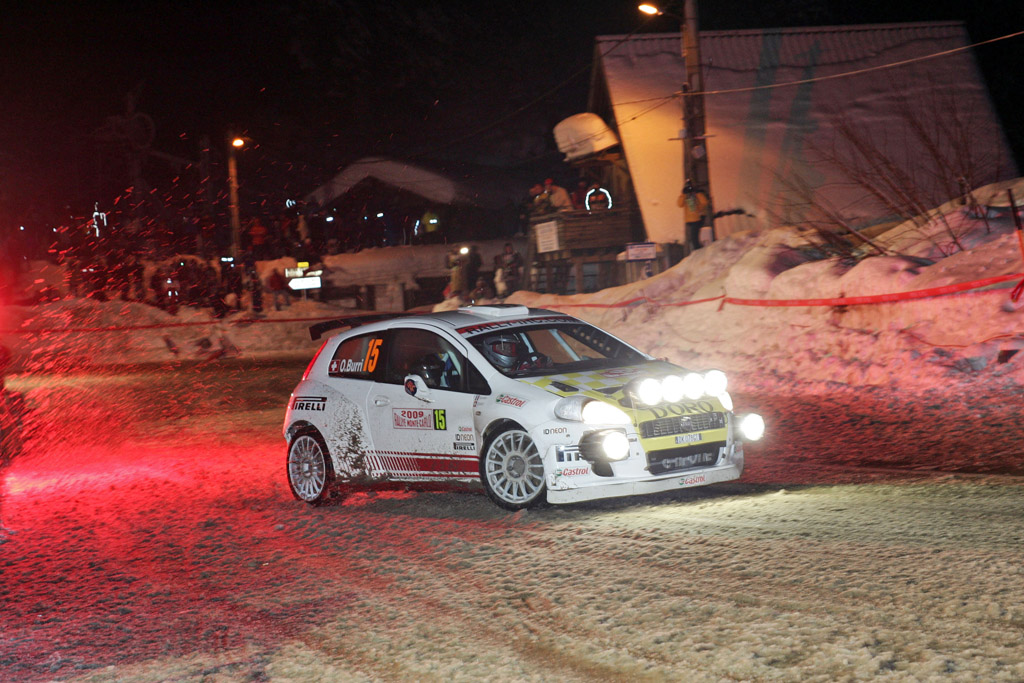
[544,178,573,212]
[222,262,243,311]
[246,264,263,314]
[446,249,467,300]
[571,179,589,210]
[677,180,709,254]
[267,268,290,311]
[246,218,269,260]
[585,183,612,211]
[497,242,523,296]
[470,276,495,304]
[529,183,552,216]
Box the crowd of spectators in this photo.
[527,177,612,217]
[0,209,314,317]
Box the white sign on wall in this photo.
[535,221,561,253]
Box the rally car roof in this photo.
[309,305,572,340]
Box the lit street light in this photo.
[228,136,246,258]
[637,2,714,246]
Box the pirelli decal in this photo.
[292,396,327,412]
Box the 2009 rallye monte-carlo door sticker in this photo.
[392,408,447,430]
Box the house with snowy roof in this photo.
[556,21,1016,250]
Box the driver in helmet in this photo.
[414,354,445,388]
[481,334,550,373]
[481,334,522,372]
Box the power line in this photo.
[614,27,1024,104]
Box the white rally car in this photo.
[284,305,765,510]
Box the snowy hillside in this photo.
[3,181,1023,397]
[510,179,1024,394]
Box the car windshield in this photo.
[468,322,646,377]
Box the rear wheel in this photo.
[481,428,546,510]
[287,429,334,505]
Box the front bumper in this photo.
[544,441,744,505]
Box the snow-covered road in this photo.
[2,358,1022,681]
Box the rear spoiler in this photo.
[308,313,410,341]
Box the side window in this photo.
[385,328,478,393]
[466,361,491,395]
[328,333,386,380]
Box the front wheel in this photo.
[481,428,546,510]
[287,429,335,505]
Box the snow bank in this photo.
[511,180,1024,394]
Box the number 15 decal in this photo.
[365,338,383,373]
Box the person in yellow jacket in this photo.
[677,180,709,254]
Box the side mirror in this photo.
[403,374,434,403]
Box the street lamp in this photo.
[637,2,714,245]
[228,136,246,258]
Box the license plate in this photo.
[675,433,703,444]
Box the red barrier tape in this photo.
[723,272,1024,308]
[546,272,1024,310]
[1013,279,1024,303]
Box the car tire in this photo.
[480,427,546,510]
[287,428,335,505]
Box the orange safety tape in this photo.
[722,272,1024,307]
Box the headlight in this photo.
[554,396,586,421]
[661,374,685,403]
[682,372,705,400]
[581,400,631,425]
[635,377,662,405]
[554,397,630,425]
[738,413,765,441]
[601,431,630,460]
[718,391,734,411]
[704,370,728,397]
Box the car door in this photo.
[316,330,384,477]
[364,326,486,481]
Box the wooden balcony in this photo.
[526,208,651,294]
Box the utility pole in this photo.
[680,0,710,198]
[641,1,715,244]
[228,136,243,259]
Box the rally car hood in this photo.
[514,361,727,423]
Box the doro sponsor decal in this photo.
[496,393,527,408]
[393,408,447,430]
[644,400,716,418]
[292,396,327,411]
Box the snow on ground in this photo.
[2,358,1023,682]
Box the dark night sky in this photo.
[2,0,1022,225]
